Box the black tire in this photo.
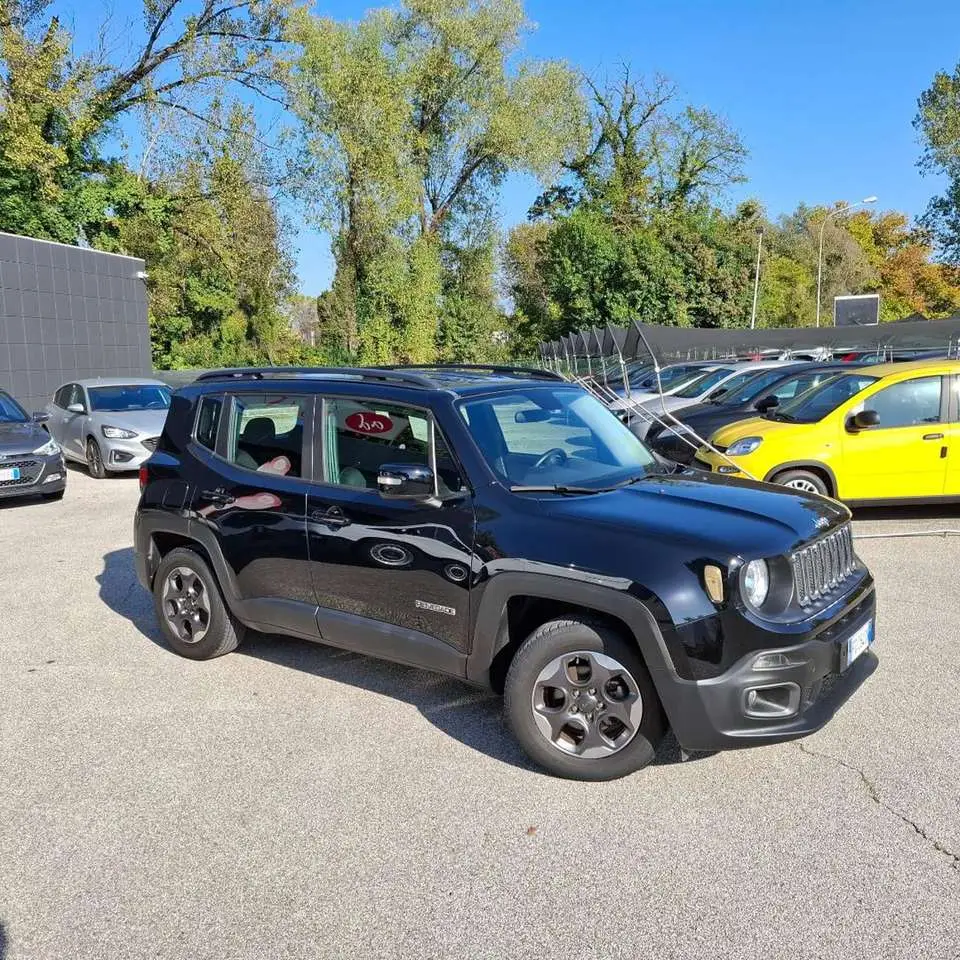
[504,616,664,781]
[86,437,106,479]
[153,547,244,660]
[772,468,829,497]
[42,489,65,501]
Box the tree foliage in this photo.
[289,0,586,363]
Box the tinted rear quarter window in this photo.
[195,396,222,451]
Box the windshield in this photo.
[0,391,29,423]
[88,384,171,413]
[773,374,878,423]
[459,386,657,490]
[672,368,734,399]
[710,368,786,406]
[634,365,702,391]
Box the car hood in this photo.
[542,470,849,559]
[89,409,169,436]
[710,415,802,447]
[652,405,755,441]
[637,394,699,414]
[0,420,51,456]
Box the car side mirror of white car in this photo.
[67,403,86,414]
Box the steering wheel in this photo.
[532,447,568,470]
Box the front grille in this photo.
[791,524,856,607]
[141,437,159,452]
[0,459,40,488]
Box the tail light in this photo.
[138,465,148,492]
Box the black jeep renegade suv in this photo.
[134,365,877,780]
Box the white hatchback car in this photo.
[615,361,800,439]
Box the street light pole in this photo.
[815,195,878,328]
[750,228,763,329]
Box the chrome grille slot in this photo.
[792,524,856,607]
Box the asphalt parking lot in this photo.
[1,469,959,960]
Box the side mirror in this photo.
[66,403,86,415]
[377,463,436,500]
[755,395,779,413]
[847,409,880,431]
[32,411,50,423]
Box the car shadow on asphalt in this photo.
[98,547,694,774]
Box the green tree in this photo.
[288,0,586,363]
[507,71,753,348]
[916,63,960,262]
[119,106,296,369]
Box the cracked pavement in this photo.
[1,472,959,959]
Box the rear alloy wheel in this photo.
[504,617,664,781]
[773,468,829,497]
[86,438,106,479]
[153,547,244,660]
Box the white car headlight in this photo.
[102,425,138,439]
[741,559,770,610]
[727,436,763,456]
[33,436,60,456]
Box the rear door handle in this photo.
[200,487,233,506]
[310,506,351,527]
[923,433,945,440]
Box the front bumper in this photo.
[0,453,66,499]
[659,585,877,752]
[101,436,158,472]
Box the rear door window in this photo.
[226,394,308,478]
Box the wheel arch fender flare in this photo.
[763,460,838,496]
[466,571,679,695]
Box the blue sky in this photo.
[63,0,960,294]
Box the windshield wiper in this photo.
[510,484,606,495]
[511,473,656,496]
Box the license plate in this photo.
[843,619,874,670]
[0,467,21,482]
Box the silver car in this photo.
[46,378,171,478]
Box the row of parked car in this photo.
[600,355,960,505]
[0,377,171,504]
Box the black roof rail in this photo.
[383,363,566,382]
[193,366,436,389]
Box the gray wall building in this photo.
[0,232,151,413]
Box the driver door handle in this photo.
[311,506,351,528]
[923,433,944,440]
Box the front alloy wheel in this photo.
[532,651,644,758]
[86,438,106,479]
[505,617,664,781]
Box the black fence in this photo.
[539,317,960,369]
[0,232,151,412]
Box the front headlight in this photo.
[32,436,60,456]
[102,425,138,439]
[727,436,763,456]
[741,559,770,610]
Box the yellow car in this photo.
[695,359,960,504]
